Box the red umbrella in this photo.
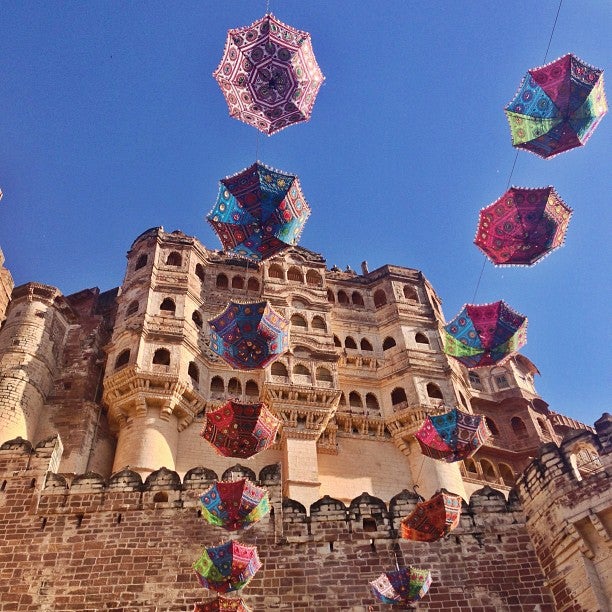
[213,14,325,135]
[401,491,462,542]
[474,186,572,266]
[194,596,252,612]
[201,401,280,459]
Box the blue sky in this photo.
[0,1,610,426]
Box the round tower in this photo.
[0,283,68,443]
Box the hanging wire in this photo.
[470,0,563,303]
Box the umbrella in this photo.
[400,491,462,542]
[207,162,311,262]
[193,596,252,612]
[443,300,527,369]
[193,541,261,594]
[199,478,270,531]
[201,400,280,459]
[415,407,491,463]
[474,186,572,266]
[505,53,607,158]
[213,13,324,135]
[208,300,289,370]
[369,567,432,605]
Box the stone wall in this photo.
[0,436,556,611]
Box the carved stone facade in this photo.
[0,227,609,610]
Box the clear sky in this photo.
[0,1,610,426]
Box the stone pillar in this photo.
[281,435,321,509]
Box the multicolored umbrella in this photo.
[199,478,270,531]
[505,53,607,158]
[207,162,311,262]
[369,567,432,605]
[193,596,252,612]
[208,300,289,370]
[474,186,572,266]
[443,300,527,369]
[201,401,280,459]
[415,407,491,463]
[213,13,324,135]
[193,541,261,594]
[400,491,462,542]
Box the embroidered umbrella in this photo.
[415,407,491,463]
[201,401,280,459]
[193,541,261,594]
[199,478,270,531]
[474,186,572,266]
[208,300,289,370]
[194,596,252,612]
[401,490,462,542]
[207,162,311,262]
[213,13,324,135]
[443,301,527,369]
[505,53,607,158]
[369,567,432,605]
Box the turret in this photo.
[0,247,14,323]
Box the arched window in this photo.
[135,254,148,270]
[337,290,349,305]
[152,348,171,366]
[349,391,363,409]
[160,298,176,314]
[338,392,347,407]
[316,367,333,382]
[291,314,308,329]
[403,285,419,301]
[345,336,357,350]
[391,387,408,408]
[365,393,380,412]
[494,370,510,389]
[306,270,323,286]
[228,378,242,396]
[192,311,203,329]
[126,300,139,317]
[537,417,548,433]
[311,316,326,331]
[245,380,259,397]
[247,277,260,291]
[271,362,289,377]
[464,458,478,474]
[374,289,387,308]
[352,292,364,306]
[485,417,499,436]
[360,338,373,351]
[468,371,482,389]
[382,336,396,351]
[415,332,429,346]
[481,459,497,482]
[293,364,310,377]
[287,266,303,282]
[210,376,224,394]
[333,335,342,348]
[268,264,284,280]
[232,276,244,289]
[511,417,528,438]
[216,273,228,289]
[570,444,603,480]
[166,251,182,266]
[188,362,199,383]
[195,263,205,282]
[327,289,335,303]
[426,383,444,400]
[498,463,515,486]
[115,349,130,370]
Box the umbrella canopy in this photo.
[443,300,527,369]
[369,567,432,605]
[415,407,491,463]
[194,596,252,612]
[400,491,463,542]
[193,541,261,594]
[213,13,324,135]
[505,53,607,158]
[207,162,311,262]
[208,300,289,370]
[475,186,572,266]
[199,478,270,531]
[201,401,280,459]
